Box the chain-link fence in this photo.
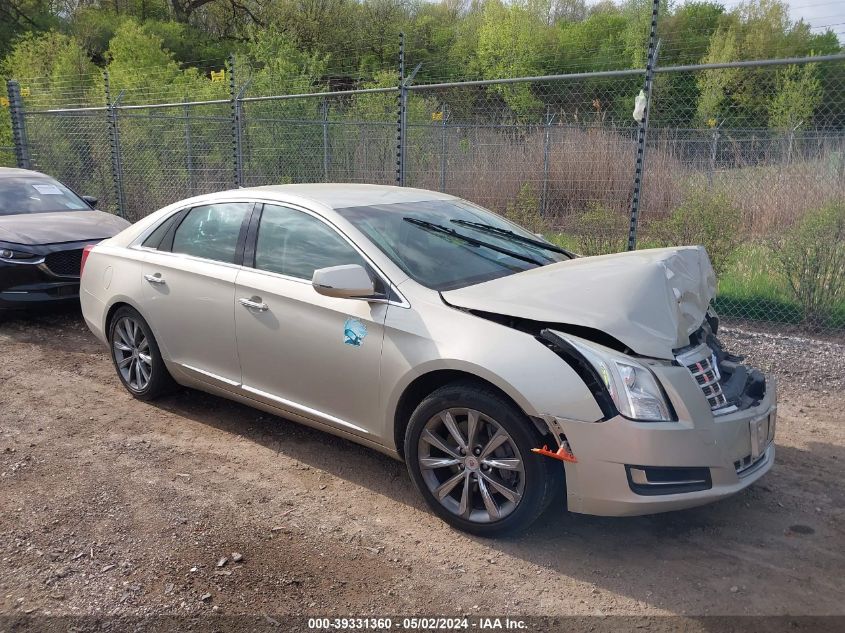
[0,147,15,167]
[5,52,845,339]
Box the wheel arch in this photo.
[104,297,146,335]
[103,297,168,360]
[392,367,549,460]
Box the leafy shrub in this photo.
[504,183,547,234]
[573,203,628,256]
[654,188,744,276]
[772,201,845,329]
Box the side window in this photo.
[254,204,369,281]
[142,213,178,250]
[171,203,251,264]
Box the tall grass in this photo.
[404,124,845,239]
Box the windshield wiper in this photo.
[450,219,576,258]
[402,217,543,266]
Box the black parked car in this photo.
[0,168,130,311]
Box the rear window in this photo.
[0,176,90,215]
[171,203,251,264]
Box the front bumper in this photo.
[549,370,777,517]
[0,240,94,310]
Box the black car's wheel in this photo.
[108,306,173,400]
[405,381,557,536]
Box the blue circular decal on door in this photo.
[343,318,368,347]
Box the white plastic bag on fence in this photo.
[633,90,647,121]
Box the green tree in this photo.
[695,25,741,126]
[0,0,59,59]
[767,63,823,130]
[476,0,548,119]
[106,20,221,103]
[695,0,837,127]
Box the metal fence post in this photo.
[6,80,31,169]
[322,98,330,182]
[626,0,662,252]
[395,34,422,188]
[184,99,195,195]
[540,108,554,216]
[396,32,406,186]
[229,54,244,187]
[439,104,448,192]
[360,125,368,179]
[707,123,721,189]
[104,71,126,219]
[786,120,802,166]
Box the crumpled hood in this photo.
[441,246,717,360]
[0,210,130,245]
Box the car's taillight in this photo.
[80,244,95,276]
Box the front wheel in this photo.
[405,382,557,536]
[108,306,174,400]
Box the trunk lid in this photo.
[441,246,716,360]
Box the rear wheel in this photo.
[405,382,556,536]
[108,306,173,400]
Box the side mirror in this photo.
[82,195,98,208]
[312,264,375,299]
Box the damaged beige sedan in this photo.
[80,184,776,535]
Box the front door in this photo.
[234,203,387,438]
[141,201,253,386]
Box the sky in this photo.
[693,0,845,41]
[786,0,844,41]
[579,0,845,43]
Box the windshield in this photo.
[0,177,91,216]
[336,199,570,291]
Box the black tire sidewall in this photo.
[108,306,170,400]
[405,382,554,536]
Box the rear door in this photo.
[234,203,388,437]
[141,201,254,387]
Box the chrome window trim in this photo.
[252,201,410,308]
[132,205,195,247]
[133,246,249,273]
[130,196,410,309]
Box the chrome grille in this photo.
[676,343,731,413]
[44,249,83,277]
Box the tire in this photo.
[405,381,558,536]
[108,306,174,401]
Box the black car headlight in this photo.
[0,248,40,262]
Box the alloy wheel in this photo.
[417,408,525,524]
[112,316,153,392]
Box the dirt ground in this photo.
[0,309,843,624]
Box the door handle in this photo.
[239,297,269,311]
[144,273,166,284]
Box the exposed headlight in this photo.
[556,333,673,422]
[0,248,39,262]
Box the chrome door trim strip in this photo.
[234,264,406,308]
[180,363,240,387]
[241,384,370,435]
[132,246,247,273]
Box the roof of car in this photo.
[246,183,455,210]
[0,167,51,180]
